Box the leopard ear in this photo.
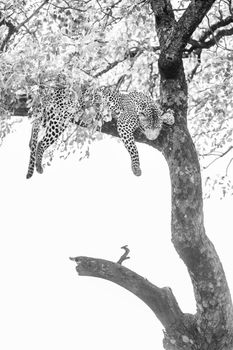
[162,110,175,125]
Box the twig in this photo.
[117,245,130,264]
[187,61,201,82]
[226,157,233,176]
[203,145,233,169]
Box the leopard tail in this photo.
[26,118,41,179]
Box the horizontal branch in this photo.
[13,105,166,151]
[101,118,166,151]
[70,255,184,329]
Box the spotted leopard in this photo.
[26,84,174,178]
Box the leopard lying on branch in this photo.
[26,82,174,179]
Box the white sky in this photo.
[0,119,233,350]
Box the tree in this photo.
[1,1,233,349]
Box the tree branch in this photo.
[0,18,17,51]
[203,145,233,169]
[201,14,233,41]
[187,15,233,53]
[70,255,184,330]
[150,0,176,48]
[175,0,217,48]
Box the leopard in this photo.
[26,83,174,179]
[26,86,79,178]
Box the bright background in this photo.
[0,119,232,350]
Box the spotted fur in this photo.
[26,84,174,178]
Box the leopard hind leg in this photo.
[35,119,67,174]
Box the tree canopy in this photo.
[0,0,233,197]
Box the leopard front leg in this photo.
[36,119,67,174]
[117,117,141,176]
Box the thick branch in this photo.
[150,0,176,48]
[70,255,184,329]
[150,0,217,79]
[175,0,217,48]
[188,15,233,53]
[201,15,233,42]
[0,19,17,51]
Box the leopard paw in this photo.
[26,171,33,179]
[36,163,43,174]
[132,165,142,176]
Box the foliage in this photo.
[0,0,233,196]
[188,45,233,198]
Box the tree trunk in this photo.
[71,1,233,349]
[159,63,233,350]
